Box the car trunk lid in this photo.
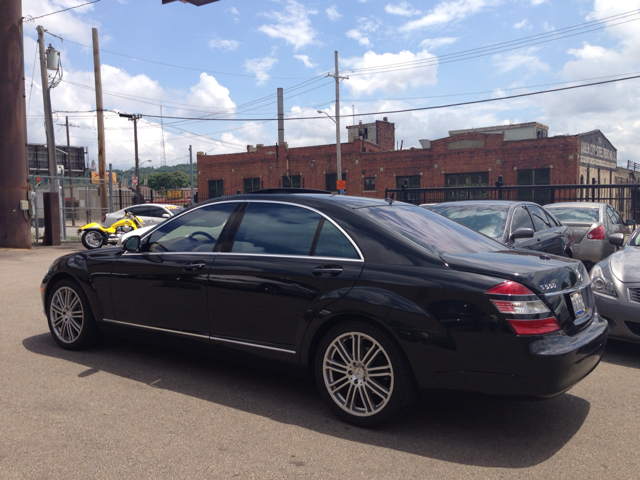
[558,221,597,244]
[441,250,594,335]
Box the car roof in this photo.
[204,193,393,210]
[545,202,602,209]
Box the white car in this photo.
[103,204,184,228]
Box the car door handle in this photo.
[312,266,344,277]
[183,262,206,271]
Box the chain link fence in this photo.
[29,175,194,243]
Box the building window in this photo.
[282,174,301,188]
[517,168,550,204]
[325,173,347,192]
[208,179,224,199]
[364,177,376,191]
[444,172,489,200]
[243,177,261,193]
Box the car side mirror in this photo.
[626,219,636,226]
[510,227,534,241]
[162,213,171,218]
[123,235,141,252]
[609,233,625,246]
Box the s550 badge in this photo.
[540,283,557,291]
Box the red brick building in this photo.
[196,119,624,200]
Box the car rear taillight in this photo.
[507,318,562,335]
[485,281,560,335]
[587,225,605,240]
[102,214,106,223]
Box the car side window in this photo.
[527,205,552,231]
[128,206,149,217]
[607,207,623,226]
[542,209,559,227]
[231,203,321,256]
[511,207,534,232]
[146,202,237,253]
[313,220,359,259]
[147,206,167,218]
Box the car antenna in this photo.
[385,193,395,205]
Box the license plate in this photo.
[571,291,586,318]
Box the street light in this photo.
[317,110,336,124]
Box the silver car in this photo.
[103,203,184,228]
[591,229,640,343]
[545,202,633,269]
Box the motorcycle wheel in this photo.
[81,231,105,249]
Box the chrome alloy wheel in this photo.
[49,286,84,344]
[322,332,394,417]
[84,231,104,248]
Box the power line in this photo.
[341,9,640,76]
[44,30,313,80]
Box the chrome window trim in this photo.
[102,319,296,354]
[123,251,220,257]
[238,199,365,261]
[216,252,363,262]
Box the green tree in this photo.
[147,171,190,191]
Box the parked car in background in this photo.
[428,200,573,257]
[545,202,634,269]
[42,192,607,427]
[103,203,184,228]
[590,228,640,344]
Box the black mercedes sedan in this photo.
[428,200,574,257]
[42,193,607,427]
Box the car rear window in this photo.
[429,204,508,239]
[546,207,599,223]
[357,204,506,255]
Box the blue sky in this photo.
[22,0,640,171]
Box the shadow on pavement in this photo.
[601,339,640,368]
[23,332,590,468]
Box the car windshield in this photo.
[357,203,506,255]
[429,204,508,239]
[546,207,599,223]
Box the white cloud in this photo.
[345,17,380,47]
[326,6,341,21]
[294,54,316,68]
[531,0,547,5]
[23,0,98,44]
[258,1,318,51]
[400,0,502,31]
[419,37,458,49]
[346,30,372,47]
[187,73,236,111]
[492,49,550,74]
[244,56,278,85]
[208,38,240,51]
[229,7,239,15]
[385,2,421,17]
[513,19,531,29]
[341,50,439,97]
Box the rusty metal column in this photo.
[0,0,31,248]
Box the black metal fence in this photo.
[384,183,640,223]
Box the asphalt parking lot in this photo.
[1,244,639,479]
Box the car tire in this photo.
[315,321,417,428]
[46,279,99,350]
[81,230,105,249]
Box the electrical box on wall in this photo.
[19,200,29,211]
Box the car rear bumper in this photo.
[416,314,608,398]
[594,290,640,343]
[571,240,608,265]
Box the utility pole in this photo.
[189,145,194,205]
[0,0,31,248]
[92,28,107,211]
[119,113,142,203]
[327,51,348,185]
[37,26,57,192]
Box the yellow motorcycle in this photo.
[78,212,144,249]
